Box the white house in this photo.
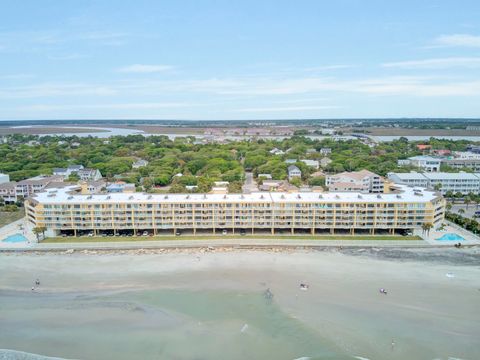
[320,148,332,155]
[401,156,442,172]
[320,157,332,168]
[301,159,320,169]
[269,148,285,155]
[288,165,302,181]
[132,159,149,169]
[258,173,272,180]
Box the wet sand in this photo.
[0,249,479,360]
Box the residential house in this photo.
[288,165,302,181]
[320,148,332,155]
[77,169,102,181]
[417,144,432,152]
[301,159,320,169]
[0,182,17,203]
[402,156,442,172]
[53,165,84,178]
[106,182,136,193]
[80,180,107,194]
[320,157,332,168]
[326,170,384,193]
[431,149,451,156]
[269,148,285,155]
[132,159,149,169]
[257,173,272,180]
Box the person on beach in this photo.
[35,279,40,286]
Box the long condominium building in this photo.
[25,185,445,238]
[388,171,480,195]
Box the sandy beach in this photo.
[0,248,479,360]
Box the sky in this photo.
[1,0,480,121]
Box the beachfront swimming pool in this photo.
[436,233,465,241]
[2,234,28,243]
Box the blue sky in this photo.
[1,0,480,120]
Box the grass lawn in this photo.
[43,234,422,243]
[0,209,25,227]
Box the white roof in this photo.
[389,172,428,181]
[390,172,480,181]
[409,156,441,162]
[31,184,439,205]
[423,172,480,180]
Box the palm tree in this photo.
[32,227,42,241]
[458,208,465,215]
[446,202,452,211]
[32,226,47,241]
[422,223,433,236]
[465,197,471,209]
[433,183,442,192]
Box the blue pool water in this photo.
[2,234,28,243]
[436,233,465,241]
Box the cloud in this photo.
[0,82,116,99]
[432,34,480,47]
[382,57,480,69]
[117,64,175,73]
[303,64,357,71]
[47,53,87,60]
[2,74,480,101]
[236,105,340,112]
[22,102,193,112]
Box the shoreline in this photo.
[2,246,479,266]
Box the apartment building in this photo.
[388,171,480,195]
[326,170,384,193]
[25,184,445,238]
[15,175,64,199]
[442,152,480,172]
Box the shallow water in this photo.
[0,251,479,360]
[0,289,351,360]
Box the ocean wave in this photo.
[0,349,70,360]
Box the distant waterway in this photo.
[4,125,480,142]
[375,135,480,142]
